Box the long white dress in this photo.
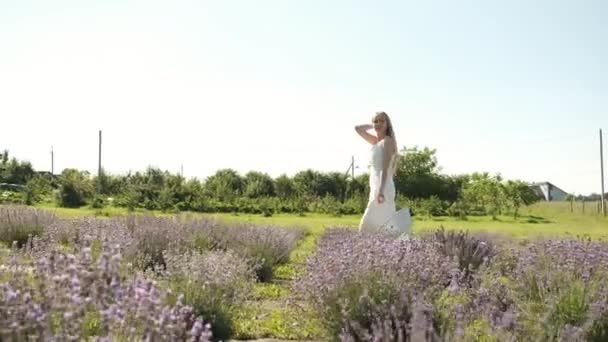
[358,139,397,231]
[358,139,412,236]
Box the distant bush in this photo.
[0,190,24,205]
[57,169,94,208]
[3,147,542,217]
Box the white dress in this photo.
[359,139,397,231]
[358,139,412,236]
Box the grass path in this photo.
[206,213,359,341]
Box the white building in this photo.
[529,182,569,201]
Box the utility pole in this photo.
[50,145,54,175]
[181,164,184,177]
[345,156,355,179]
[98,130,102,179]
[601,128,606,216]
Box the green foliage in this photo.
[274,174,295,199]
[0,150,36,185]
[204,168,244,202]
[57,169,94,208]
[24,174,54,205]
[321,273,404,341]
[0,190,24,205]
[394,146,463,202]
[461,173,541,219]
[4,146,543,217]
[90,195,106,209]
[169,275,236,340]
[243,171,275,198]
[587,312,608,342]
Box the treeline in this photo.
[1,147,542,218]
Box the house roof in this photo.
[529,181,569,194]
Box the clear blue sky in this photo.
[1,0,607,195]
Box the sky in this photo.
[1,0,607,195]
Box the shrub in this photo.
[186,218,306,282]
[161,249,256,340]
[0,191,24,205]
[295,228,459,340]
[121,215,197,272]
[0,205,55,248]
[0,242,212,341]
[24,174,54,205]
[426,227,495,279]
[90,195,106,209]
[57,169,94,208]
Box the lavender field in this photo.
[2,204,608,341]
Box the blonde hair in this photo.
[373,111,399,174]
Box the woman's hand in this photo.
[355,124,377,145]
[377,192,385,204]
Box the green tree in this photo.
[243,171,275,198]
[0,150,36,185]
[24,174,54,205]
[292,169,322,198]
[503,180,540,218]
[394,146,460,201]
[57,168,94,208]
[462,172,505,219]
[204,168,244,202]
[274,174,295,199]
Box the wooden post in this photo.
[570,197,573,213]
[583,199,585,214]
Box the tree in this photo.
[462,173,505,219]
[57,168,94,208]
[292,169,322,198]
[0,150,36,185]
[275,174,295,199]
[243,171,275,198]
[394,146,460,201]
[204,169,244,202]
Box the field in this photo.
[1,201,608,341]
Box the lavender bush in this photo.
[296,227,608,341]
[0,205,57,248]
[294,228,461,340]
[0,240,212,341]
[185,217,307,281]
[12,211,306,283]
[159,248,257,340]
[424,227,496,279]
[119,215,199,272]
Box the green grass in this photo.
[25,201,608,340]
[233,305,326,340]
[413,202,608,240]
[34,201,608,240]
[34,202,139,218]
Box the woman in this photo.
[355,111,399,232]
